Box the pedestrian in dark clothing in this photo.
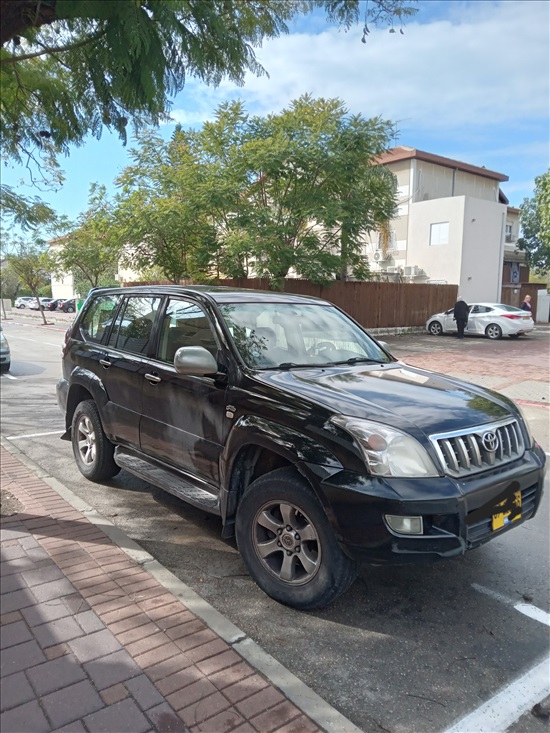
[520,295,532,313]
[453,297,469,339]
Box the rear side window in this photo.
[108,297,161,355]
[79,295,121,344]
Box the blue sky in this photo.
[4,0,549,227]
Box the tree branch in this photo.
[1,30,106,65]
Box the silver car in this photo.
[0,326,10,372]
[426,302,535,340]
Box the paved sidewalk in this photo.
[0,447,336,733]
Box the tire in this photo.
[66,306,75,313]
[71,400,120,482]
[0,362,9,373]
[508,333,520,339]
[485,323,502,340]
[428,321,443,336]
[235,467,357,610]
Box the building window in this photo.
[430,222,449,246]
[505,223,515,243]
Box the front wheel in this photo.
[485,323,502,340]
[71,400,120,482]
[428,321,443,336]
[235,467,357,610]
[66,306,75,313]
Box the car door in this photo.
[441,308,456,332]
[139,297,228,486]
[94,295,162,447]
[465,304,486,334]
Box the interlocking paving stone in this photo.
[125,673,165,710]
[33,614,85,648]
[83,697,151,733]
[146,702,190,732]
[21,598,71,627]
[26,654,87,696]
[74,609,106,634]
[0,699,50,733]
[41,679,104,729]
[68,627,123,663]
[0,619,33,649]
[0,572,29,595]
[0,587,38,614]
[83,649,142,690]
[0,671,36,711]
[29,578,77,604]
[0,639,46,677]
[21,563,64,587]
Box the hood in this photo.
[252,362,513,436]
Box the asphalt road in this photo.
[1,315,549,733]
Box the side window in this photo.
[108,297,160,355]
[79,295,121,344]
[157,300,218,363]
[470,305,480,314]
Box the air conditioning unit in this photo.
[373,251,387,262]
[404,265,419,277]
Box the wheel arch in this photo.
[220,416,342,537]
[65,368,109,432]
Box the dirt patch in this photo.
[0,488,24,517]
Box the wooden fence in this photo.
[127,278,458,330]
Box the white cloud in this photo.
[172,0,548,133]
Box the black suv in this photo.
[57,286,546,609]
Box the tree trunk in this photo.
[1,0,58,47]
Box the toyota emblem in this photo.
[482,431,499,452]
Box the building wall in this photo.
[460,198,507,302]
[406,196,465,284]
[49,242,75,300]
[408,162,499,204]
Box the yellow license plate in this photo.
[492,490,522,530]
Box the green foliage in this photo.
[51,184,122,289]
[4,235,53,322]
[518,170,550,275]
[112,95,397,286]
[0,0,416,226]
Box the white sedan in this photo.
[426,302,534,340]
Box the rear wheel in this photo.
[485,323,502,340]
[72,400,120,482]
[66,305,75,313]
[428,321,443,336]
[235,467,357,610]
[0,362,9,373]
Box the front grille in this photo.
[430,419,524,477]
[466,483,538,547]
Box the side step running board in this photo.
[114,449,221,515]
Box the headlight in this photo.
[331,416,439,478]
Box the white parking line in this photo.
[7,430,64,440]
[472,583,550,626]
[7,334,61,348]
[1,373,17,380]
[441,656,550,733]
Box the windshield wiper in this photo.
[332,357,385,366]
[276,362,316,370]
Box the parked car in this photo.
[426,302,535,340]
[0,326,10,373]
[14,296,34,309]
[60,298,76,313]
[57,286,546,610]
[29,297,54,311]
[48,299,62,311]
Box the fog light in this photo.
[385,515,423,535]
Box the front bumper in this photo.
[314,445,546,564]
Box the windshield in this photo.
[219,301,390,369]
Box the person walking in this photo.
[453,296,469,339]
[521,294,532,313]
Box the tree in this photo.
[518,170,550,275]
[193,96,397,286]
[0,0,416,227]
[51,184,122,292]
[4,237,53,324]
[115,130,218,283]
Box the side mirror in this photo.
[378,340,390,352]
[174,346,218,376]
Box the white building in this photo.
[365,146,524,303]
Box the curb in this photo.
[0,436,363,733]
